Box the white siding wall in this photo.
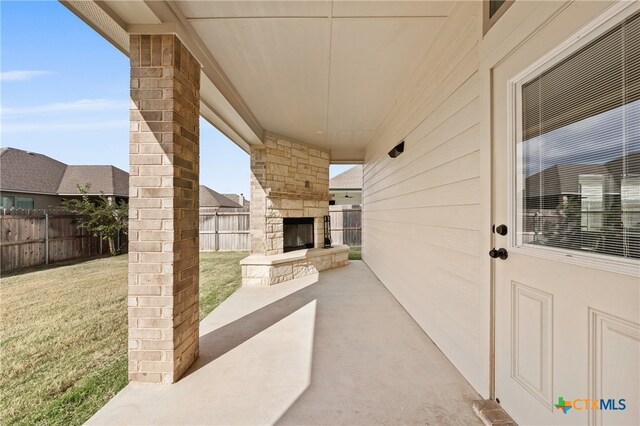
[363,2,486,393]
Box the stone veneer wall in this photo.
[128,34,200,384]
[250,133,331,256]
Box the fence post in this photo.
[215,212,219,252]
[45,213,49,265]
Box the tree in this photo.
[61,184,128,256]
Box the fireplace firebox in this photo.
[283,217,314,252]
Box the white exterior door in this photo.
[491,2,640,425]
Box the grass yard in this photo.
[348,246,362,260]
[0,252,247,426]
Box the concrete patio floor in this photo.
[88,261,482,425]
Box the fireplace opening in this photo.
[283,217,314,252]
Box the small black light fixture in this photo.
[388,141,405,158]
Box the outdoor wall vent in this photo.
[388,141,405,158]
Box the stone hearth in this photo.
[240,245,349,286]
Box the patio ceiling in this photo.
[63,1,455,161]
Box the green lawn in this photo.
[0,252,247,426]
[348,246,362,260]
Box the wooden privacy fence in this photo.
[199,208,362,251]
[199,211,250,251]
[329,205,362,247]
[0,209,125,272]
[2,207,359,270]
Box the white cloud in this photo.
[0,99,128,116]
[0,70,51,81]
[1,120,128,133]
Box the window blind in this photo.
[518,11,640,260]
[522,12,639,141]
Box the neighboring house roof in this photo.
[524,152,640,198]
[57,166,129,196]
[200,186,243,208]
[223,193,250,208]
[525,163,608,197]
[0,147,129,197]
[0,147,67,195]
[330,165,363,190]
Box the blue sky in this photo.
[1,1,352,198]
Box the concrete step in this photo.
[473,400,518,426]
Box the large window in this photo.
[0,195,34,209]
[516,11,640,260]
[1,195,15,209]
[16,197,34,209]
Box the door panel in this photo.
[590,309,640,426]
[491,2,640,425]
[511,281,553,410]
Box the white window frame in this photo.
[506,1,640,277]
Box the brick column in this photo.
[250,145,267,254]
[128,34,200,384]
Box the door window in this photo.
[516,12,640,260]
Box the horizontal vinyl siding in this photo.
[363,2,485,392]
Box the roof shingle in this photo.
[0,148,67,194]
[0,147,128,196]
[57,165,129,196]
[330,165,363,190]
[200,186,243,208]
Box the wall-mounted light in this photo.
[388,141,405,158]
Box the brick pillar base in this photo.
[128,34,200,384]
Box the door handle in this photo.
[489,248,508,260]
[494,224,508,236]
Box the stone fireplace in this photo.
[240,132,349,286]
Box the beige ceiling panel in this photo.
[327,129,377,155]
[332,1,455,18]
[191,18,331,146]
[328,17,445,150]
[330,146,367,163]
[104,1,161,24]
[179,1,331,19]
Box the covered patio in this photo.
[88,261,481,425]
[58,0,640,424]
